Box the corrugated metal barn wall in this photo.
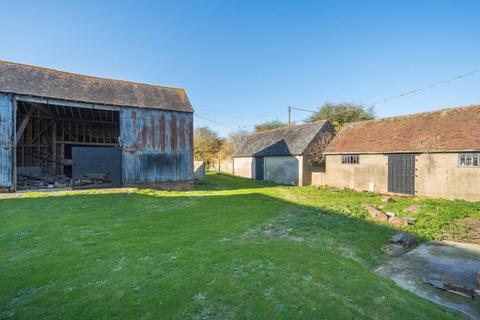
[120,108,193,184]
[0,93,14,188]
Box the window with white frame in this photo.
[341,154,360,164]
[459,153,480,167]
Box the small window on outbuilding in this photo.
[342,154,359,164]
[459,153,480,167]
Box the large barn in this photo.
[0,61,194,191]
[233,121,333,185]
[317,105,480,201]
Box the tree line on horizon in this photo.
[194,102,375,167]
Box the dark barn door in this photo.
[72,147,122,188]
[254,156,264,180]
[388,154,415,195]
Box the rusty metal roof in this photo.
[0,60,193,113]
[325,105,480,154]
[234,121,331,157]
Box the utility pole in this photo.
[288,105,291,127]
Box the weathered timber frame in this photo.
[14,95,120,178]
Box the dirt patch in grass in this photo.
[239,207,306,243]
[455,218,480,243]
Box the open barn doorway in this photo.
[15,100,121,191]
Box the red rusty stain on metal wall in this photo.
[170,113,177,151]
[188,120,193,151]
[141,125,148,148]
[149,117,155,149]
[179,117,185,150]
[160,114,166,150]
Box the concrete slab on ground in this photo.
[376,241,480,319]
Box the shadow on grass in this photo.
[0,187,401,269]
[0,185,457,319]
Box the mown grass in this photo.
[1,172,478,319]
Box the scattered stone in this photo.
[362,204,417,227]
[382,244,406,256]
[405,217,417,225]
[388,217,410,227]
[404,204,422,214]
[362,204,389,222]
[54,181,68,188]
[390,232,416,247]
[381,196,395,203]
[385,212,396,218]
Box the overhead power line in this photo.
[196,66,480,130]
[194,113,256,129]
[287,67,480,121]
[368,67,480,106]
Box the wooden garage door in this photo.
[388,154,415,195]
[254,156,264,180]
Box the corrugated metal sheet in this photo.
[121,108,193,184]
[72,147,122,188]
[0,93,13,187]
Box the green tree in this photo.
[307,102,375,132]
[254,120,288,132]
[194,127,223,167]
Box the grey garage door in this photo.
[254,156,264,180]
[388,154,415,195]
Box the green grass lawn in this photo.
[1,172,478,319]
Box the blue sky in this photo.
[1,0,479,136]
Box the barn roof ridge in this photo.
[234,120,331,157]
[0,60,187,91]
[343,104,480,127]
[0,60,193,113]
[325,104,480,154]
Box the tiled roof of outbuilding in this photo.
[0,60,193,112]
[234,121,331,157]
[325,105,480,154]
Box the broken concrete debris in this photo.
[382,232,416,256]
[362,204,389,222]
[423,274,480,299]
[390,232,416,247]
[17,173,111,191]
[17,174,71,191]
[381,244,406,256]
[362,204,416,226]
[388,216,410,227]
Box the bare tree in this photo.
[306,132,334,166]
[228,130,249,154]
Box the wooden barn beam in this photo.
[31,103,54,117]
[29,120,54,145]
[16,106,35,145]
